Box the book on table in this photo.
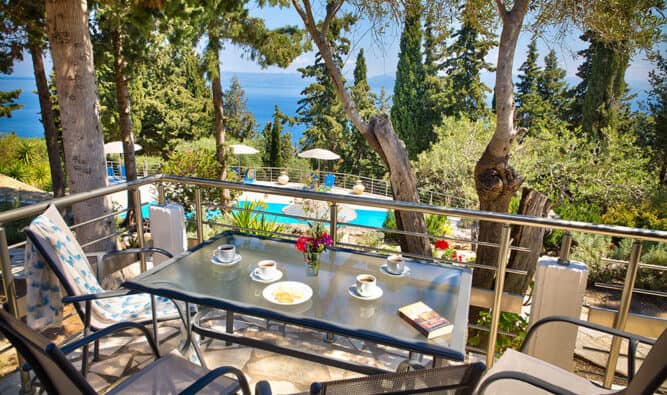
[398,301,453,339]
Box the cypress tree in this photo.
[421,6,450,151]
[515,38,541,129]
[648,53,667,185]
[573,33,630,139]
[391,0,425,158]
[444,18,495,121]
[344,49,383,178]
[263,105,284,168]
[538,49,570,119]
[224,76,256,141]
[297,15,353,163]
[0,90,22,117]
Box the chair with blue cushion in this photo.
[24,205,193,375]
[243,168,256,184]
[0,307,250,395]
[323,174,335,190]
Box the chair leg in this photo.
[93,339,100,361]
[82,301,92,376]
[151,295,159,348]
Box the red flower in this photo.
[434,240,449,250]
[609,243,616,250]
[296,236,311,252]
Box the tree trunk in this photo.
[208,30,230,204]
[46,0,115,250]
[472,0,528,288]
[292,1,430,255]
[505,188,551,294]
[112,28,138,226]
[29,44,66,198]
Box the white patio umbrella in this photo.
[231,144,259,169]
[282,199,357,223]
[298,148,340,171]
[103,141,142,155]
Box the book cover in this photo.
[398,301,453,339]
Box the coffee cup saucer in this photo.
[380,264,410,277]
[348,285,383,301]
[211,254,242,266]
[250,268,283,283]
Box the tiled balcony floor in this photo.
[1,312,424,394]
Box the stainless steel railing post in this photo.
[558,233,572,265]
[0,227,31,392]
[486,224,512,368]
[330,203,338,246]
[158,184,165,205]
[195,188,203,243]
[603,240,642,387]
[132,188,147,272]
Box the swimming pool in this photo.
[232,201,388,228]
[136,200,389,229]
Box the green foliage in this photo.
[425,214,453,237]
[468,311,528,355]
[646,52,667,186]
[161,141,223,211]
[0,90,22,117]
[414,116,494,207]
[223,200,285,237]
[297,15,354,164]
[262,105,293,168]
[391,1,425,158]
[0,200,33,245]
[0,134,53,191]
[224,76,256,141]
[514,125,653,210]
[383,211,452,239]
[127,45,214,155]
[443,20,495,121]
[341,49,384,179]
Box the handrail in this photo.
[159,175,667,243]
[1,173,666,383]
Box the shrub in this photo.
[468,311,529,355]
[383,211,453,242]
[223,200,285,237]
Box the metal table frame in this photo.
[123,231,473,374]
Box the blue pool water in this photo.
[136,200,388,228]
[233,202,388,228]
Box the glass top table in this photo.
[124,231,473,363]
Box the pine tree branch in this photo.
[322,0,343,36]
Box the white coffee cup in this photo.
[257,260,278,279]
[356,274,377,297]
[215,244,236,262]
[386,254,405,275]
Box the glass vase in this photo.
[304,250,321,276]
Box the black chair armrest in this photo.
[521,315,656,381]
[255,380,273,395]
[477,371,579,395]
[62,289,133,303]
[59,321,160,359]
[179,366,251,395]
[102,247,173,262]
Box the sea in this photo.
[0,73,395,147]
[0,72,650,147]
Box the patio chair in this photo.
[0,307,250,395]
[323,174,335,190]
[476,315,667,394]
[243,168,256,184]
[253,362,486,395]
[24,204,190,374]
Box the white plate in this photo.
[263,281,313,305]
[211,254,242,266]
[348,285,383,301]
[380,264,410,277]
[250,269,283,283]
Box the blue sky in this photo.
[6,4,658,91]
